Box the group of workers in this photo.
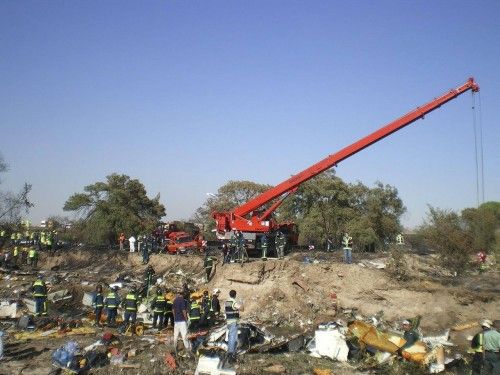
[0,245,39,268]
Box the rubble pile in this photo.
[0,248,498,374]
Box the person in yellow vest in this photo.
[0,228,6,249]
[46,232,53,253]
[28,247,38,268]
[40,231,46,249]
[16,232,22,245]
[12,246,19,266]
[188,298,201,331]
[122,288,139,327]
[10,231,16,246]
[32,275,48,316]
[151,288,167,329]
[470,319,500,374]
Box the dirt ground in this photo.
[0,248,498,374]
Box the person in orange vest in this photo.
[119,233,125,251]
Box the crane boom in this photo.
[213,78,479,235]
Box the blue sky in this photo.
[1,1,499,228]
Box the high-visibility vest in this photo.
[204,257,214,269]
[0,230,5,237]
[93,293,104,308]
[13,247,19,256]
[105,292,118,308]
[11,233,16,240]
[225,298,240,322]
[30,232,35,240]
[124,293,137,311]
[28,249,36,258]
[189,301,201,321]
[153,295,167,313]
[16,233,22,240]
[473,333,484,353]
[32,280,47,297]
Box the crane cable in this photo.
[471,91,485,207]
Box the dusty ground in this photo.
[0,248,498,374]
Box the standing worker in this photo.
[32,275,48,316]
[141,235,150,265]
[142,265,156,297]
[188,298,201,331]
[470,319,500,374]
[342,233,353,264]
[225,289,244,364]
[28,247,38,268]
[211,288,221,317]
[12,246,19,266]
[204,253,215,283]
[118,233,125,251]
[128,235,136,252]
[151,288,167,329]
[105,286,120,326]
[164,293,174,328]
[122,287,139,327]
[92,285,105,326]
[172,289,191,354]
[260,235,268,259]
[275,231,286,259]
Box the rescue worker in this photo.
[46,232,53,253]
[222,243,229,265]
[204,253,215,283]
[105,286,120,326]
[28,247,38,268]
[342,232,353,264]
[142,265,156,297]
[32,275,48,316]
[164,292,174,328]
[123,287,139,326]
[10,231,16,246]
[16,231,22,246]
[200,290,212,327]
[211,288,221,317]
[151,288,167,329]
[0,228,6,249]
[261,234,268,259]
[92,284,105,326]
[225,289,244,364]
[470,319,500,374]
[229,233,237,261]
[12,246,19,266]
[118,232,125,251]
[188,298,201,331]
[275,231,286,259]
[141,235,150,265]
[401,320,419,349]
[21,247,28,265]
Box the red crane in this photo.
[213,78,479,237]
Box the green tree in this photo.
[279,171,405,249]
[63,174,166,245]
[193,180,271,238]
[418,206,474,275]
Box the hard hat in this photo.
[481,319,493,328]
[402,320,411,325]
[37,274,43,279]
[213,288,221,294]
